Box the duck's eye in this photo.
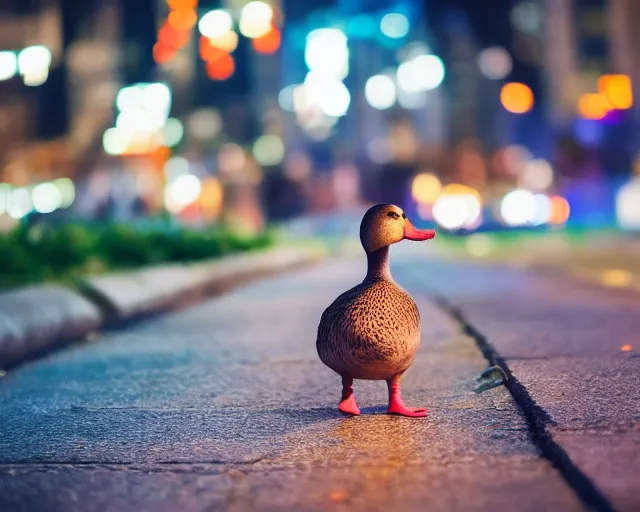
[402,213,406,219]
[387,211,399,218]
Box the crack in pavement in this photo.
[427,292,617,512]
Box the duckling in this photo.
[316,204,436,418]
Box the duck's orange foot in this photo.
[387,398,428,418]
[338,395,361,416]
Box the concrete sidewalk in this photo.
[0,255,583,512]
[399,254,639,512]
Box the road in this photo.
[0,240,638,511]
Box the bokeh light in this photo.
[218,143,246,175]
[165,174,201,212]
[477,47,512,80]
[205,52,235,80]
[53,178,76,208]
[253,135,285,166]
[198,10,233,39]
[549,196,570,225]
[239,1,274,39]
[616,179,640,229]
[0,51,18,81]
[167,0,197,8]
[510,1,542,35]
[168,8,198,31]
[160,118,184,147]
[207,31,239,52]
[278,85,297,112]
[153,42,176,64]
[465,234,494,257]
[17,45,51,76]
[433,184,482,230]
[578,93,612,120]
[397,55,445,92]
[532,194,552,225]
[305,28,349,81]
[164,156,190,181]
[102,128,129,155]
[500,82,534,114]
[158,22,191,49]
[8,187,32,219]
[411,173,442,204]
[598,74,633,110]
[380,13,410,39]
[199,176,224,218]
[252,26,281,54]
[500,189,536,226]
[365,75,396,110]
[32,182,62,214]
[520,158,554,191]
[187,108,222,140]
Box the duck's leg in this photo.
[386,374,427,418]
[338,375,361,416]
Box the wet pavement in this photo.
[0,246,638,511]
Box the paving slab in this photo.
[403,257,640,512]
[0,257,579,511]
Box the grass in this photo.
[0,221,274,292]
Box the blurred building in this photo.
[0,0,65,185]
[0,0,128,187]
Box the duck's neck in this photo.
[365,246,392,281]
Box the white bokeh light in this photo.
[0,51,18,81]
[198,10,233,39]
[500,189,536,226]
[616,179,640,229]
[8,187,32,219]
[32,182,62,214]
[17,46,51,76]
[532,194,552,225]
[166,174,201,211]
[365,75,396,110]
[239,1,273,39]
[397,54,445,92]
[305,28,349,81]
[102,128,129,155]
[433,195,471,230]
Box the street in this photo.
[0,242,638,512]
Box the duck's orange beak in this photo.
[403,218,436,241]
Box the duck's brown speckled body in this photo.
[317,275,420,381]
[316,204,436,418]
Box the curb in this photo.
[0,286,102,370]
[0,244,326,371]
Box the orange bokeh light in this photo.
[206,53,235,80]
[168,8,198,31]
[166,0,198,9]
[549,196,570,224]
[252,26,281,54]
[500,82,534,114]
[577,93,612,120]
[158,22,191,49]
[153,42,177,63]
[621,344,632,352]
[598,74,633,110]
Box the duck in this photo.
[316,204,436,418]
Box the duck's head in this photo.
[359,204,436,254]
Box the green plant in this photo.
[0,220,275,291]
